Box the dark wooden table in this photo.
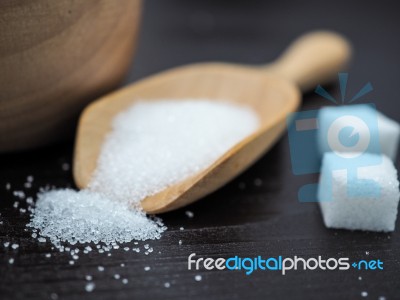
[1,1,399,299]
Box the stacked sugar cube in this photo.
[317,104,400,232]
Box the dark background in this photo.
[1,0,400,299]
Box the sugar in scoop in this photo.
[28,100,259,248]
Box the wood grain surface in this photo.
[0,0,142,152]
[0,1,399,299]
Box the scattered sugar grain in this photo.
[178,240,182,245]
[361,291,368,297]
[50,293,58,300]
[180,227,184,231]
[98,266,105,272]
[122,278,128,284]
[121,263,125,267]
[185,211,194,218]
[13,191,25,199]
[144,266,151,271]
[11,243,19,250]
[124,247,129,251]
[5,183,11,190]
[254,178,263,187]
[379,296,386,300]
[195,275,202,281]
[164,282,171,288]
[3,242,10,248]
[85,275,93,281]
[45,253,51,258]
[62,163,70,171]
[358,276,362,281]
[27,176,34,182]
[365,251,369,255]
[114,274,120,280]
[38,237,46,243]
[85,282,95,292]
[69,260,74,265]
[9,258,14,264]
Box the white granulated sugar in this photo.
[11,243,19,250]
[185,210,194,218]
[195,275,202,281]
[90,100,258,204]
[85,282,95,292]
[9,258,14,264]
[27,100,258,250]
[50,293,58,300]
[97,266,105,272]
[144,266,151,271]
[28,189,165,246]
[122,278,128,284]
[361,291,368,297]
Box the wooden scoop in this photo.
[73,31,351,213]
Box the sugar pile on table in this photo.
[28,100,259,248]
[29,189,164,245]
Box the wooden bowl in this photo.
[0,0,142,152]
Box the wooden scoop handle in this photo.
[266,31,352,91]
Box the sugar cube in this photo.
[318,105,400,161]
[318,152,400,231]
